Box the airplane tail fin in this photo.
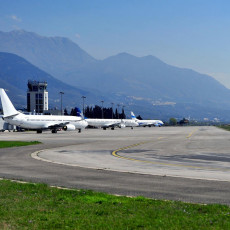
[0,88,19,117]
[75,107,85,119]
[131,111,136,120]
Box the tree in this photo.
[169,118,177,126]
[64,108,68,115]
[122,108,126,119]
[115,108,118,119]
[71,105,127,119]
[136,115,142,120]
[179,118,189,125]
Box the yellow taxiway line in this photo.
[112,129,230,171]
[186,128,198,138]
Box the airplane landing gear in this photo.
[37,130,42,134]
[51,129,57,133]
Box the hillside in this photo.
[65,52,230,109]
[1,30,230,120]
[0,30,96,80]
[0,52,101,110]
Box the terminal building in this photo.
[27,80,48,113]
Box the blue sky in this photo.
[1,0,230,87]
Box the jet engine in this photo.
[63,124,76,131]
[119,123,126,128]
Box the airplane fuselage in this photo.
[4,113,88,130]
[131,111,163,127]
[137,119,164,127]
[86,118,138,128]
[0,88,88,133]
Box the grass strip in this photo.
[0,141,40,148]
[217,125,230,132]
[0,180,229,229]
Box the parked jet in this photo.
[76,108,138,130]
[131,111,164,127]
[86,118,122,130]
[87,118,139,130]
[0,88,88,133]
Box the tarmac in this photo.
[1,126,230,205]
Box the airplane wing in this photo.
[138,122,146,126]
[101,122,121,128]
[45,118,84,129]
[47,122,70,129]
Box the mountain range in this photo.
[1,30,230,121]
[0,52,102,110]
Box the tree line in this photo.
[66,105,126,119]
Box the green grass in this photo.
[0,141,40,148]
[0,180,230,229]
[217,125,230,132]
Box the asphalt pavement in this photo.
[1,126,230,205]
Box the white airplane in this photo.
[86,118,124,130]
[0,88,88,133]
[76,108,138,130]
[87,118,139,130]
[122,118,139,129]
[131,111,164,127]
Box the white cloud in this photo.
[10,15,22,22]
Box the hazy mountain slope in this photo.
[0,30,96,80]
[64,52,230,109]
[1,30,230,120]
[0,52,100,110]
[1,52,230,120]
[1,30,229,108]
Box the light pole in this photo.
[111,102,114,119]
[81,96,86,116]
[101,100,104,119]
[59,91,64,115]
[117,104,120,119]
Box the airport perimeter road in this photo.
[1,126,230,205]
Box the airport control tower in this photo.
[27,80,48,113]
